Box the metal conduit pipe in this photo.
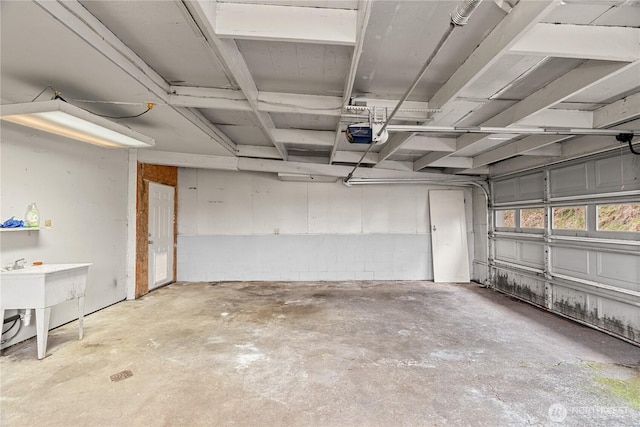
[386,125,638,137]
[345,178,492,285]
[344,0,483,184]
[343,106,441,114]
[451,0,483,25]
[376,0,483,138]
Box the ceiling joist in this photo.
[401,136,457,153]
[238,157,461,181]
[33,0,238,155]
[415,59,632,171]
[472,135,567,168]
[272,129,335,147]
[330,0,373,163]
[428,0,557,114]
[476,92,640,172]
[518,109,593,128]
[377,0,557,164]
[490,133,640,177]
[169,86,249,111]
[185,1,288,160]
[214,2,357,46]
[593,92,640,128]
[332,151,378,165]
[429,157,474,169]
[9,0,637,180]
[169,87,433,122]
[510,23,640,62]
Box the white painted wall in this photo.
[472,187,489,284]
[178,168,474,281]
[1,126,129,349]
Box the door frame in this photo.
[135,163,178,298]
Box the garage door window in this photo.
[597,203,640,232]
[496,210,515,228]
[520,208,544,229]
[552,206,586,230]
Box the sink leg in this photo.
[77,296,85,340]
[0,308,4,356]
[35,307,51,360]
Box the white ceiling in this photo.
[1,0,639,180]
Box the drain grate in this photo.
[110,370,133,382]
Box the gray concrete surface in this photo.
[1,281,639,426]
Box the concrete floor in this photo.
[1,281,639,426]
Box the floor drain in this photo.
[110,370,133,382]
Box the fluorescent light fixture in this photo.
[488,134,519,141]
[278,173,338,183]
[0,100,155,148]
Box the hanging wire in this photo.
[67,98,165,106]
[81,104,153,119]
[51,94,154,119]
[620,143,625,191]
[27,85,154,119]
[31,85,54,102]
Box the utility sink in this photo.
[1,263,91,359]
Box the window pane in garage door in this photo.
[597,203,640,232]
[496,210,515,228]
[520,208,544,229]
[552,206,586,230]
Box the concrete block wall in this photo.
[178,234,431,281]
[177,168,473,282]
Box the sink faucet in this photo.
[13,258,26,270]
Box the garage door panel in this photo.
[495,269,545,306]
[550,163,589,197]
[595,155,640,192]
[551,283,640,342]
[552,285,592,320]
[494,178,517,204]
[495,239,518,262]
[552,246,640,292]
[519,173,544,200]
[489,151,639,344]
[598,297,640,341]
[520,242,544,268]
[596,252,640,292]
[552,246,589,276]
[494,174,543,203]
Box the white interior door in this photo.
[429,190,470,283]
[148,182,175,290]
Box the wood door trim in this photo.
[136,163,178,298]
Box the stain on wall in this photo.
[494,272,638,344]
[494,273,545,307]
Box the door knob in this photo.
[432,225,437,231]
[148,240,154,244]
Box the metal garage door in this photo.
[488,151,640,344]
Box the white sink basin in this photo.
[1,263,91,359]
[1,263,91,276]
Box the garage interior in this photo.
[1,0,639,425]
